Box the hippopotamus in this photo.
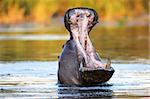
[58,7,114,85]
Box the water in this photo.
[0,25,149,98]
[0,61,150,98]
[0,26,148,61]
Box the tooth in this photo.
[95,64,99,68]
[79,62,83,72]
[106,58,111,69]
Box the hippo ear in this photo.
[91,9,99,27]
[93,9,98,23]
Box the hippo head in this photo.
[64,7,98,36]
[64,7,111,69]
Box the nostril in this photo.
[76,14,80,17]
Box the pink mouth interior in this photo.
[69,9,110,69]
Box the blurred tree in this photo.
[31,0,58,23]
[0,0,148,24]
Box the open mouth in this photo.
[67,8,111,70]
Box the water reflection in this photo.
[0,26,149,61]
[0,40,65,61]
[90,26,149,60]
[58,84,113,98]
[0,34,68,41]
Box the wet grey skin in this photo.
[58,7,114,85]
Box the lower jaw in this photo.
[72,26,110,70]
[79,60,104,72]
[77,43,106,69]
[78,56,111,71]
[79,66,115,85]
[79,66,103,72]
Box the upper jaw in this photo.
[64,8,98,33]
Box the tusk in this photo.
[79,61,84,72]
[105,58,111,69]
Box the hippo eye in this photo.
[68,20,72,24]
[86,13,91,17]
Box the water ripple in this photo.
[0,34,69,41]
